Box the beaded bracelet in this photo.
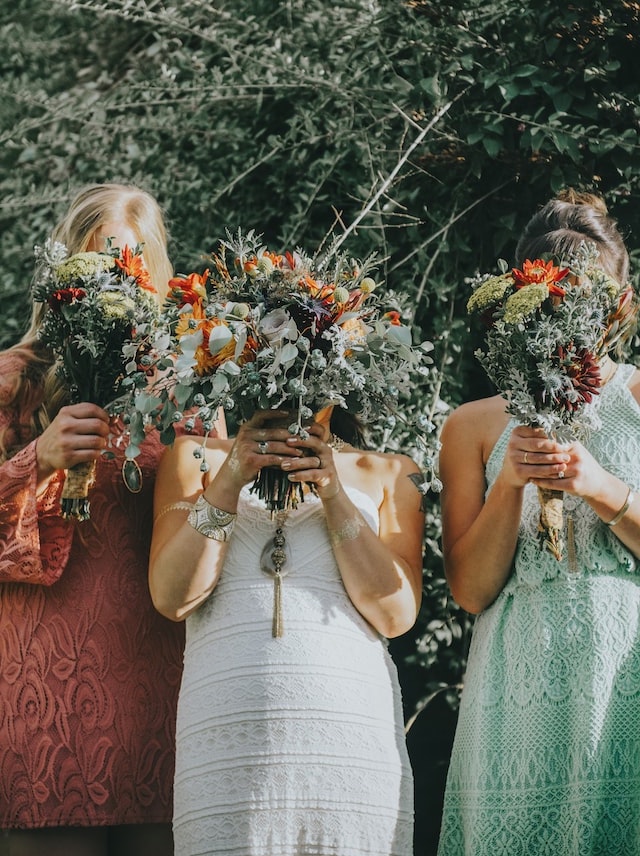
[187,494,237,541]
[606,486,635,527]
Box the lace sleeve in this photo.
[0,428,73,587]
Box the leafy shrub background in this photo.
[2,1,639,850]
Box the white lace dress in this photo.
[173,485,413,856]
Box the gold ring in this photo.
[524,452,529,465]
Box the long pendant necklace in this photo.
[260,511,290,637]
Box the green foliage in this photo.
[2,0,640,730]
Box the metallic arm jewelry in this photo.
[187,494,237,541]
[154,501,194,523]
[605,486,635,527]
[328,514,366,547]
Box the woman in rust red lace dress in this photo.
[0,184,219,856]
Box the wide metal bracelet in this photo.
[187,494,237,541]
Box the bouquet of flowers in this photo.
[32,239,159,521]
[125,229,434,511]
[467,241,634,559]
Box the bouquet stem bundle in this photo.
[250,467,306,513]
[60,460,97,521]
[537,486,564,561]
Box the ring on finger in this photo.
[314,456,323,469]
[523,452,529,465]
[558,470,565,479]
[258,440,268,455]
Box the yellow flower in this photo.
[56,252,115,284]
[502,283,549,324]
[467,273,513,314]
[360,277,377,294]
[97,291,136,322]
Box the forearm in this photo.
[322,488,421,638]
[444,474,524,614]
[582,474,640,558]
[149,466,241,620]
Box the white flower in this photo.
[259,308,298,345]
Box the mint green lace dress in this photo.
[438,364,640,856]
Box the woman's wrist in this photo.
[604,484,635,527]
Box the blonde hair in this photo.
[1,183,172,460]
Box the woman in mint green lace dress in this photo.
[437,191,640,856]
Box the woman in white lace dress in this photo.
[149,406,425,856]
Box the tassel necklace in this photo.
[260,511,290,637]
[258,433,347,637]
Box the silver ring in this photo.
[258,441,268,455]
[558,470,565,479]
[523,452,529,465]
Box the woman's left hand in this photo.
[280,422,342,501]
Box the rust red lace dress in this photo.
[0,354,185,829]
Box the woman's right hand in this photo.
[35,403,111,482]
[503,425,571,487]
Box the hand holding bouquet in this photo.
[125,229,435,511]
[467,242,635,559]
[32,239,159,520]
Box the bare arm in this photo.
[440,402,570,614]
[149,412,309,621]
[148,436,239,621]
[285,428,425,638]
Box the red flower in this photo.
[512,259,569,298]
[556,346,601,411]
[48,287,86,311]
[114,246,156,293]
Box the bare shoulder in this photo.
[441,395,510,466]
[336,446,421,508]
[443,395,507,431]
[347,446,420,477]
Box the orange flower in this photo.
[512,259,569,297]
[383,310,402,326]
[114,246,156,293]
[301,276,336,302]
[175,303,230,376]
[169,270,209,307]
